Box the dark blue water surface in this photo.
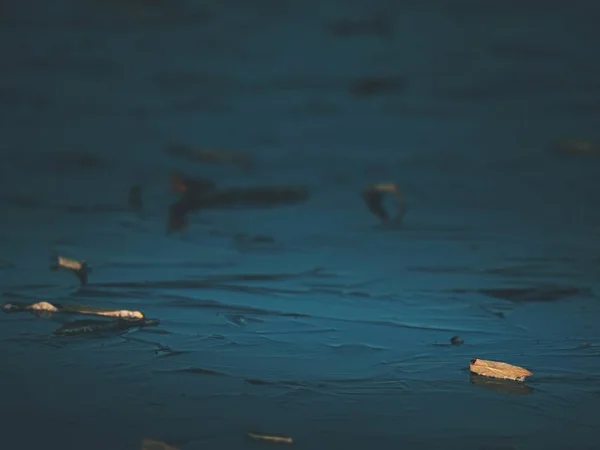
[1,1,600,449]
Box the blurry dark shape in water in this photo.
[433,337,465,348]
[362,182,406,225]
[194,266,328,283]
[327,14,392,38]
[246,378,308,387]
[247,432,293,445]
[483,264,553,278]
[168,170,213,232]
[141,438,179,450]
[235,233,275,244]
[128,184,143,211]
[170,170,216,196]
[50,254,90,285]
[244,377,309,388]
[95,267,330,290]
[97,258,235,269]
[551,139,600,157]
[469,373,533,395]
[407,265,474,274]
[351,76,404,97]
[451,336,464,345]
[167,184,309,232]
[167,199,190,234]
[450,286,588,303]
[474,286,586,303]
[170,167,308,209]
[176,367,226,376]
[54,317,159,336]
[166,142,253,169]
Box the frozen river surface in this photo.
[1,1,599,449]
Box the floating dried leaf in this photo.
[470,358,532,382]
